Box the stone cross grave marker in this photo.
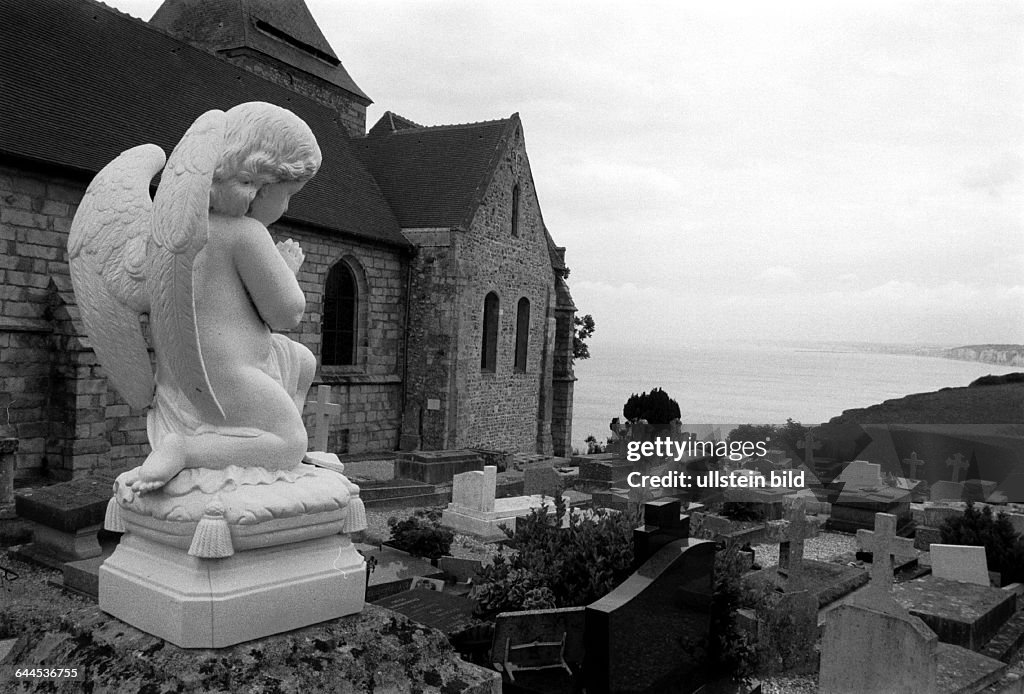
[312,385,341,452]
[903,452,926,479]
[779,497,811,590]
[860,512,898,593]
[946,453,969,484]
[798,428,822,467]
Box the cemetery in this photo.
[1,1,1024,692]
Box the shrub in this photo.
[706,544,761,680]
[622,388,681,427]
[387,509,454,561]
[471,495,638,619]
[940,501,1024,583]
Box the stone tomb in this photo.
[930,480,966,502]
[931,544,990,586]
[14,472,118,565]
[440,466,565,540]
[829,483,912,533]
[833,460,885,491]
[893,575,1016,651]
[375,587,477,636]
[819,513,1010,694]
[584,538,716,694]
[396,450,484,485]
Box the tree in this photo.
[940,501,1024,583]
[572,314,595,360]
[728,423,777,446]
[622,388,681,427]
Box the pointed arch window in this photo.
[481,292,499,372]
[511,184,521,237]
[322,261,357,366]
[514,297,530,373]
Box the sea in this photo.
[570,341,1021,453]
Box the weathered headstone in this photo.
[311,385,341,452]
[0,439,17,519]
[902,452,926,479]
[929,480,965,502]
[860,512,899,594]
[930,544,989,586]
[834,460,884,491]
[798,429,822,467]
[778,497,812,590]
[946,453,969,484]
[632,497,690,566]
[440,465,566,540]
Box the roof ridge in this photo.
[360,115,512,138]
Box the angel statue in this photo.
[69,102,364,561]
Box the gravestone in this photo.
[375,587,477,636]
[440,465,566,540]
[798,429,823,467]
[893,575,1017,651]
[819,513,939,694]
[584,538,716,694]
[903,452,926,479]
[778,497,812,590]
[311,385,340,452]
[834,460,884,491]
[633,497,691,566]
[929,481,966,502]
[946,454,970,484]
[396,450,483,485]
[930,544,989,586]
[522,461,564,497]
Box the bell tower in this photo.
[150,0,371,136]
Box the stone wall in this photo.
[0,163,406,478]
[451,127,558,453]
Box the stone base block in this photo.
[33,522,103,561]
[100,532,365,648]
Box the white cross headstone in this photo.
[312,385,341,452]
[860,513,898,593]
[902,452,925,479]
[798,429,823,467]
[946,453,969,484]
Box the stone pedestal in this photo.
[100,532,365,648]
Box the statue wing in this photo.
[149,110,227,420]
[68,144,166,410]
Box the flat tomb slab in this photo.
[744,559,869,608]
[893,575,1017,651]
[935,643,1006,694]
[15,473,116,532]
[375,588,477,635]
[396,451,483,484]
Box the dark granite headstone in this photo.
[633,497,690,567]
[585,538,716,694]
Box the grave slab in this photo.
[375,588,477,636]
[893,575,1017,651]
[14,473,117,563]
[358,542,446,602]
[396,450,483,485]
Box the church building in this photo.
[0,0,576,480]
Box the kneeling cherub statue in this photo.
[68,102,364,558]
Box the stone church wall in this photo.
[452,133,557,453]
[0,163,405,479]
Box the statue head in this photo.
[210,102,322,217]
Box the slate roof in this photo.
[352,115,518,231]
[367,112,424,136]
[0,0,406,248]
[149,0,369,103]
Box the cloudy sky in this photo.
[109,0,1023,347]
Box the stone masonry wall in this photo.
[451,128,557,453]
[0,163,405,478]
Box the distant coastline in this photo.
[945,344,1024,367]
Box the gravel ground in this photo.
[754,531,857,568]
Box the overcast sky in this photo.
[108,0,1024,347]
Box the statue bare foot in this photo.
[129,433,187,494]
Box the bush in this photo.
[471,496,638,619]
[940,501,1024,583]
[387,509,454,561]
[706,544,761,680]
[622,388,681,427]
